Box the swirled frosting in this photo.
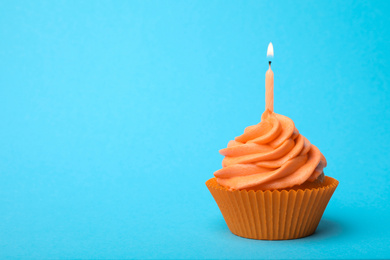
[214,111,327,190]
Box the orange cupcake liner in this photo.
[206,176,338,240]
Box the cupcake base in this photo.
[206,176,338,240]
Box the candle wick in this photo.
[268,61,271,68]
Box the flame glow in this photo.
[267,42,274,57]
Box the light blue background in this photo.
[1,0,389,259]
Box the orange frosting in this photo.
[214,110,327,191]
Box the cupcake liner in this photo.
[206,176,338,240]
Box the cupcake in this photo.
[206,43,338,240]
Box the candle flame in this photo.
[267,42,274,57]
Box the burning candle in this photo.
[265,42,274,113]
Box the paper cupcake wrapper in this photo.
[206,176,338,240]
